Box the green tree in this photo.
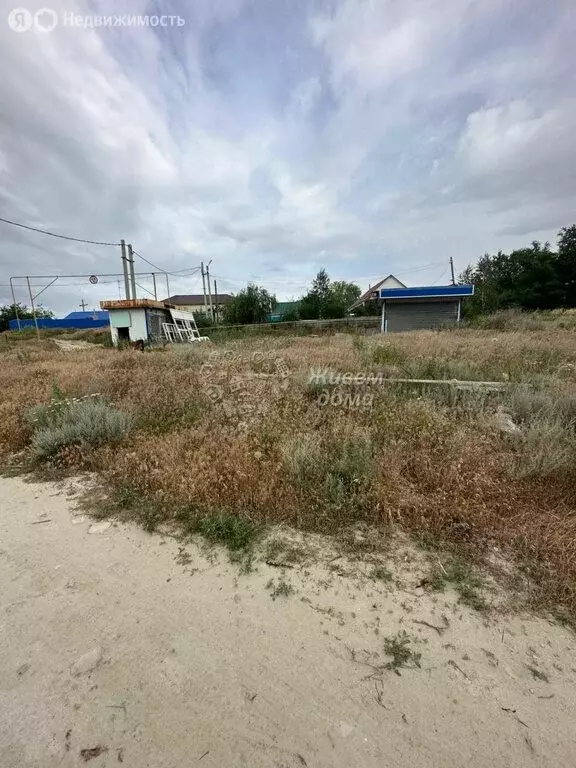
[329,280,361,310]
[557,225,576,306]
[297,269,360,319]
[461,235,569,315]
[311,268,331,305]
[0,303,54,332]
[222,284,276,325]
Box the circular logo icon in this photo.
[7,8,32,31]
[89,275,99,284]
[34,7,57,32]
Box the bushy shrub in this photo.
[27,393,132,460]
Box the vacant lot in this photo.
[1,325,576,618]
[3,474,576,768]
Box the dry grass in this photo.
[1,327,576,618]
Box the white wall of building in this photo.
[109,308,148,345]
[128,309,148,342]
[380,275,406,289]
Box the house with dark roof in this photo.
[349,274,406,312]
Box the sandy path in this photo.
[1,476,575,767]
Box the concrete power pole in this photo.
[206,263,214,321]
[26,276,40,340]
[449,257,456,286]
[121,240,131,299]
[79,299,87,311]
[201,262,207,314]
[127,243,137,299]
[214,279,219,324]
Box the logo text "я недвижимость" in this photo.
[7,8,185,33]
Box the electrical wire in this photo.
[432,265,450,285]
[131,249,201,278]
[0,216,120,246]
[210,261,448,289]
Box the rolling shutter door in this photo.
[386,301,459,332]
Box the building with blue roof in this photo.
[378,280,474,332]
[9,310,110,331]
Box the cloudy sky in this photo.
[0,0,574,313]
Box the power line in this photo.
[0,216,120,246]
[130,249,167,273]
[131,249,201,277]
[432,265,450,285]
[210,261,447,289]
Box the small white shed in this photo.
[99,299,208,346]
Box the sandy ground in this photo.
[1,476,576,768]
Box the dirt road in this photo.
[1,476,575,767]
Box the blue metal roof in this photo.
[65,311,109,320]
[379,285,474,299]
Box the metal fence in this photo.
[208,316,381,336]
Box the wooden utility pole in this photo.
[121,239,130,299]
[206,263,214,321]
[449,257,456,286]
[79,299,87,311]
[26,276,40,340]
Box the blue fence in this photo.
[9,318,110,331]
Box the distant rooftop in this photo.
[349,274,407,310]
[100,299,166,310]
[65,311,109,320]
[164,293,233,305]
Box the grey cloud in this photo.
[1,0,575,313]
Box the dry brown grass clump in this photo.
[1,328,576,617]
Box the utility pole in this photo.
[201,261,207,314]
[214,279,219,324]
[449,257,456,286]
[9,277,21,330]
[79,299,87,311]
[152,273,158,300]
[165,273,170,299]
[26,276,40,340]
[121,239,130,299]
[206,262,214,321]
[128,243,137,299]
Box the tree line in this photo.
[0,303,53,333]
[459,225,576,316]
[221,268,362,325]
